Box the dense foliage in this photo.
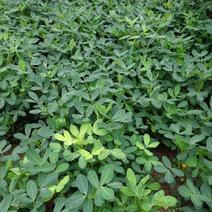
[0,0,212,211]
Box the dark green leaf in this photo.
[76,175,88,195]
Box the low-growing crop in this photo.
[0,0,211,211]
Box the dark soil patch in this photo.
[206,9,212,19]
[151,143,194,211]
[152,143,180,196]
[46,200,55,212]
[3,111,40,158]
[152,142,177,160]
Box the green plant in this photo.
[54,122,125,169]
[0,0,211,211]
[120,168,177,211]
[136,134,159,156]
[154,156,184,184]
[178,179,212,209]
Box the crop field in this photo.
[0,0,212,211]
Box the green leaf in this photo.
[49,143,61,153]
[190,134,205,144]
[48,102,58,113]
[203,158,212,170]
[65,193,85,210]
[178,185,191,198]
[120,186,135,197]
[139,175,149,185]
[83,199,93,212]
[148,142,160,148]
[164,170,174,184]
[0,54,3,66]
[208,176,212,185]
[93,119,108,136]
[154,163,167,173]
[100,186,114,201]
[76,175,88,195]
[53,197,65,212]
[110,148,125,160]
[26,149,42,165]
[153,191,177,209]
[162,156,172,169]
[86,105,94,118]
[55,163,69,173]
[28,91,38,101]
[50,151,59,164]
[0,140,7,153]
[172,168,184,177]
[78,156,87,169]
[162,195,177,208]
[31,57,41,65]
[0,194,12,212]
[174,85,180,96]
[191,195,203,208]
[206,137,212,152]
[148,182,161,191]
[94,189,104,207]
[127,168,137,189]
[100,165,114,185]
[70,124,79,137]
[26,180,38,201]
[79,123,89,138]
[87,170,99,188]
[78,149,93,160]
[108,182,123,189]
[112,110,132,123]
[143,134,150,146]
[142,201,153,211]
[0,98,5,109]
[56,176,70,192]
[136,142,145,150]
[40,187,53,201]
[63,150,80,161]
[144,149,153,156]
[98,149,109,160]
[186,155,197,167]
[39,173,58,188]
[54,133,71,144]
[69,39,76,50]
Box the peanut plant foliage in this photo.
[0,0,211,211]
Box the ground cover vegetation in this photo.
[0,0,212,211]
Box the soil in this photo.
[46,200,55,212]
[152,142,177,160]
